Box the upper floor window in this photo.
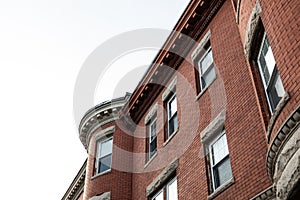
[95,137,113,174]
[208,131,232,191]
[167,93,178,138]
[151,177,178,200]
[148,117,157,160]
[257,33,285,113]
[198,42,216,91]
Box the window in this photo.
[167,93,178,137]
[197,41,216,91]
[167,178,178,200]
[209,131,232,191]
[95,138,113,174]
[151,177,178,200]
[148,117,157,160]
[151,190,163,200]
[257,33,285,112]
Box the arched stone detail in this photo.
[244,0,262,60]
[276,149,300,199]
[266,105,300,180]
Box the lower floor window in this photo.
[151,177,178,200]
[209,132,232,190]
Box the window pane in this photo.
[150,137,157,157]
[152,190,163,200]
[214,157,232,188]
[202,66,216,89]
[169,95,177,117]
[167,178,178,200]
[150,120,157,141]
[200,49,213,73]
[268,73,285,110]
[212,134,229,165]
[264,37,275,76]
[168,113,178,136]
[98,154,112,173]
[100,139,113,157]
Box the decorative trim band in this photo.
[249,185,276,200]
[79,94,130,150]
[266,104,300,180]
[61,160,86,200]
[146,158,178,197]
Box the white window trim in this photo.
[167,93,178,137]
[198,47,215,90]
[257,33,284,113]
[151,189,163,200]
[149,117,157,160]
[95,137,113,175]
[208,131,231,191]
[166,177,178,200]
[162,77,177,102]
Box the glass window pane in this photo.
[214,157,232,188]
[167,178,178,200]
[265,46,275,75]
[150,120,157,141]
[100,139,112,157]
[152,190,163,200]
[212,134,229,165]
[202,66,216,88]
[200,49,213,73]
[168,113,178,136]
[169,96,177,117]
[150,137,157,157]
[268,73,285,110]
[98,154,112,173]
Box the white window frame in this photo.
[151,189,163,200]
[208,131,232,191]
[166,177,178,200]
[167,93,178,137]
[257,33,285,113]
[198,45,216,90]
[149,117,157,160]
[95,137,113,175]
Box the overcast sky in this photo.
[0,0,190,199]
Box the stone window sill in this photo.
[207,177,235,200]
[91,169,111,180]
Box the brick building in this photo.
[62,0,299,199]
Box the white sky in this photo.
[0,0,190,199]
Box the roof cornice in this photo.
[79,93,131,149]
[61,160,87,200]
[120,0,225,124]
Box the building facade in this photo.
[62,0,299,199]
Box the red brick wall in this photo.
[259,0,300,144]
[83,121,133,200]
[130,1,273,199]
